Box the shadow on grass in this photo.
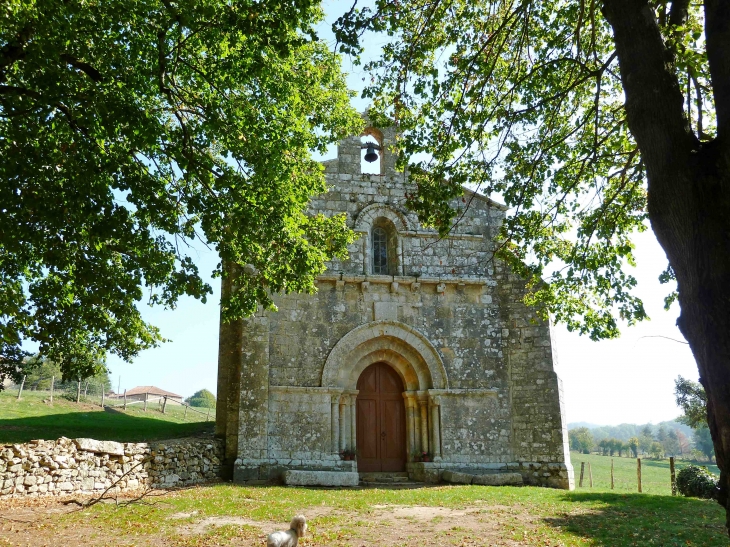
[0,410,214,444]
[544,491,728,547]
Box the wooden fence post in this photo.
[207,406,211,421]
[16,375,25,400]
[637,458,642,493]
[184,405,188,420]
[611,458,613,490]
[162,395,168,414]
[588,462,593,488]
[101,386,105,408]
[50,375,54,404]
[76,380,81,403]
[123,389,127,410]
[144,392,148,412]
[670,456,677,496]
[579,462,585,487]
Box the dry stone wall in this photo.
[0,437,222,498]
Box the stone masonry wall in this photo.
[219,119,574,489]
[0,437,222,498]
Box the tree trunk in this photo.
[603,0,730,532]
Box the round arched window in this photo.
[372,226,388,274]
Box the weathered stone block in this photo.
[441,471,473,484]
[471,472,523,486]
[74,439,124,456]
[284,470,358,487]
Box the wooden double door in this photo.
[356,362,406,472]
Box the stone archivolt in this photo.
[321,320,447,391]
[353,203,412,233]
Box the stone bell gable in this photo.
[215,120,574,489]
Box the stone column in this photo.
[397,236,404,275]
[419,398,429,455]
[413,398,422,454]
[403,393,414,460]
[331,394,340,455]
[430,396,442,461]
[349,394,357,453]
[339,396,349,452]
[363,234,370,275]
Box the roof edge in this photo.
[462,187,508,211]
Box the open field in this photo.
[0,389,213,444]
[570,451,721,496]
[0,483,727,547]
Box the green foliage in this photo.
[0,0,361,384]
[568,427,593,454]
[676,465,719,500]
[694,425,716,461]
[675,376,708,428]
[597,438,628,457]
[333,0,713,340]
[185,389,215,408]
[649,442,665,460]
[663,428,681,457]
[627,437,639,458]
[22,355,111,391]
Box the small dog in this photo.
[266,515,307,547]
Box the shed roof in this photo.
[125,386,182,398]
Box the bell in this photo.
[364,144,379,163]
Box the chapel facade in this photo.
[215,122,574,489]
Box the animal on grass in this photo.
[266,515,307,547]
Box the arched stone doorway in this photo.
[356,362,407,472]
[321,321,449,467]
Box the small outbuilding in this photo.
[124,386,183,403]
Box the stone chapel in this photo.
[215,121,574,489]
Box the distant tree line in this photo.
[569,422,712,462]
[568,375,715,463]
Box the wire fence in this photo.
[104,392,214,421]
[10,376,213,422]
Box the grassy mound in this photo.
[0,389,213,444]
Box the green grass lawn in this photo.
[48,483,728,547]
[570,451,721,496]
[0,389,213,444]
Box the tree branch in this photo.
[601,0,696,183]
[0,25,33,83]
[704,0,730,139]
[59,54,103,82]
[668,0,690,27]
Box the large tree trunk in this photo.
[603,0,730,532]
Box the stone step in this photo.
[360,481,425,488]
[441,470,524,486]
[359,472,410,483]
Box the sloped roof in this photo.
[125,386,182,398]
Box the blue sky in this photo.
[103,1,699,425]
